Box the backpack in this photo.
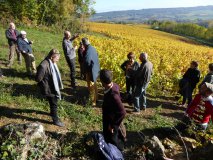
[85,132,124,160]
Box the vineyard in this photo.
[86,22,213,94]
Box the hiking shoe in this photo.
[132,109,140,114]
[53,120,64,127]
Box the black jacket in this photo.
[5,29,19,46]
[35,59,57,97]
[121,60,139,78]
[183,68,200,89]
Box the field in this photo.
[0,22,212,159]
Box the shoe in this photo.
[0,75,5,79]
[132,109,140,114]
[53,120,64,127]
[142,107,146,111]
[6,64,11,68]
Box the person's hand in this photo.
[30,40,34,44]
[74,46,78,50]
[74,33,79,38]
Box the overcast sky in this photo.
[93,0,213,13]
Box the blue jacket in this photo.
[17,38,33,54]
[84,45,100,82]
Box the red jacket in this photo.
[186,94,213,124]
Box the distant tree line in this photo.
[150,20,213,44]
[0,0,95,32]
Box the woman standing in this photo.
[121,52,139,104]
[179,61,200,106]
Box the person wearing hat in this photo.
[133,52,153,112]
[5,22,21,67]
[82,37,100,107]
[35,49,64,127]
[185,82,213,130]
[121,52,140,104]
[100,69,126,150]
[77,42,86,79]
[17,30,36,76]
[62,31,79,89]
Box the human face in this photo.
[139,55,143,62]
[190,63,195,69]
[22,34,27,39]
[129,57,134,63]
[65,31,71,39]
[51,54,60,63]
[9,23,15,30]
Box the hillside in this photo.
[91,5,213,23]
[0,23,213,159]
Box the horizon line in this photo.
[95,5,213,13]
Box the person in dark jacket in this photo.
[35,49,64,127]
[133,52,153,112]
[82,37,100,107]
[100,69,126,150]
[5,22,21,67]
[62,31,79,89]
[180,61,200,106]
[121,52,139,103]
[17,30,36,76]
[199,63,213,88]
[78,42,86,79]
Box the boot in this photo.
[52,117,64,127]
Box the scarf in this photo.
[49,59,63,100]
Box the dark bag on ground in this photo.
[85,132,124,160]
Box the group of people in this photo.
[5,22,36,76]
[1,22,213,151]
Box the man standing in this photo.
[62,31,79,89]
[82,37,100,107]
[17,31,36,76]
[133,52,153,112]
[100,69,126,150]
[5,22,21,67]
[35,49,64,127]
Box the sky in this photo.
[93,0,213,13]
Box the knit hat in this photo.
[82,37,90,45]
[205,82,213,93]
[100,69,113,84]
[20,30,27,35]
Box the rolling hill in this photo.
[91,5,213,23]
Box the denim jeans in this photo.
[133,84,148,111]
